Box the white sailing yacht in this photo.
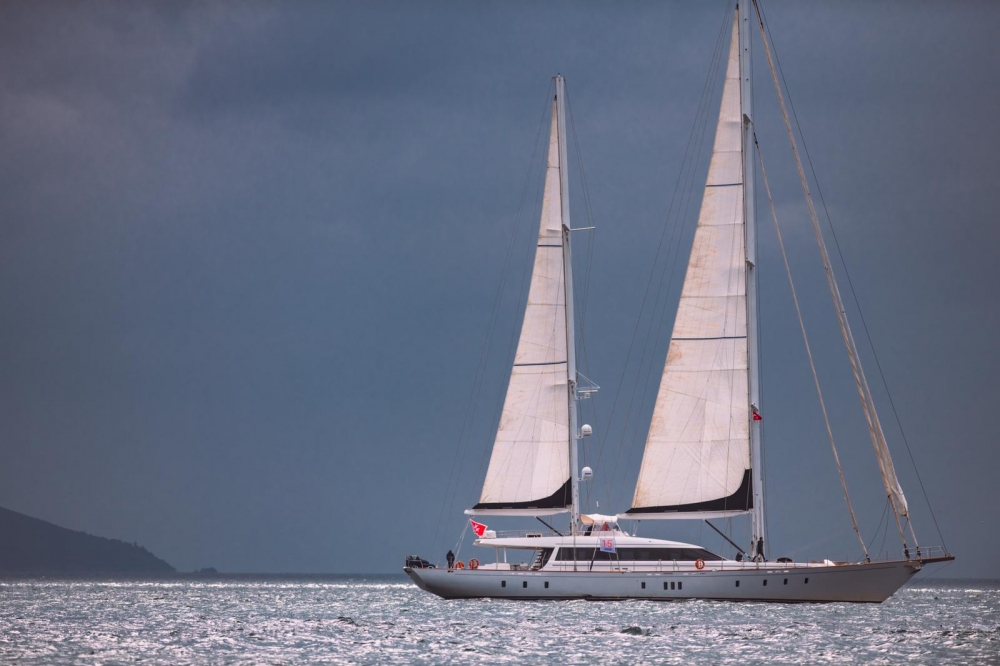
[405,2,953,603]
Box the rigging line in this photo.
[875,498,890,560]
[611,109,726,514]
[609,168,693,510]
[747,17,769,551]
[564,83,602,517]
[614,0,740,511]
[751,0,911,553]
[624,63,725,469]
[755,134,869,560]
[566,94,598,330]
[566,92,601,513]
[751,138,770,549]
[868,495,890,560]
[436,120,545,549]
[705,519,746,555]
[610,124,710,509]
[473,125,552,493]
[432,80,554,553]
[455,83,553,511]
[600,0,736,511]
[472,79,563,500]
[756,0,945,553]
[430,194,527,554]
[452,520,470,562]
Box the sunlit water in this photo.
[0,575,996,664]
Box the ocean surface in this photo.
[0,575,996,664]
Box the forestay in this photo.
[469,100,572,515]
[626,16,753,518]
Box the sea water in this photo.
[0,575,996,664]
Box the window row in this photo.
[734,577,808,587]
[500,580,550,589]
[553,547,723,562]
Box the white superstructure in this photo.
[407,527,928,603]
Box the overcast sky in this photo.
[1,1,997,578]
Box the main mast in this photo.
[555,75,582,534]
[738,3,767,557]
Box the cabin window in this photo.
[555,547,608,561]
[554,547,722,562]
[671,582,676,590]
[641,582,646,589]
[678,581,682,590]
[544,581,549,589]
[522,581,528,588]
[784,578,788,585]
[664,582,669,590]
[501,581,506,588]
[763,580,768,586]
[736,580,740,588]
[805,578,809,584]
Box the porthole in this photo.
[501,581,506,588]
[671,582,676,590]
[641,582,646,589]
[783,578,788,585]
[522,581,528,588]
[664,582,669,591]
[735,580,740,588]
[678,581,682,590]
[805,578,809,584]
[544,581,549,589]
[763,579,768,586]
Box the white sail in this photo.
[469,100,572,515]
[627,15,753,518]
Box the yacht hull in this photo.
[405,559,924,603]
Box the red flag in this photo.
[753,411,763,421]
[469,519,487,538]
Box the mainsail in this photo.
[627,15,753,518]
[469,98,572,515]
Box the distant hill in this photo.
[0,506,175,574]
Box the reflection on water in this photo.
[0,575,996,664]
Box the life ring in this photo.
[469,558,480,570]
[455,561,465,569]
[695,559,705,570]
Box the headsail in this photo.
[469,98,572,516]
[626,14,753,519]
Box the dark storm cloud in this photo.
[0,1,996,576]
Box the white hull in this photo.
[405,559,924,603]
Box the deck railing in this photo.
[475,529,621,540]
[866,544,951,563]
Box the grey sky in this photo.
[1,1,996,577]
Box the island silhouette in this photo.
[0,506,174,574]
